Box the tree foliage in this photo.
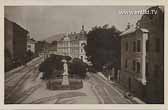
[39,55,86,79]
[68,58,87,78]
[84,25,121,71]
[39,54,65,79]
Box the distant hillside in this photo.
[45,33,66,43]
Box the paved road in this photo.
[87,73,132,104]
[5,57,132,104]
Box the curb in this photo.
[27,56,41,65]
[97,72,108,80]
[6,56,41,74]
[132,97,145,104]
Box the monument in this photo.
[61,59,69,86]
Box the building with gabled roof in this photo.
[120,6,164,104]
[5,18,29,71]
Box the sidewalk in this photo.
[97,72,145,104]
[6,56,42,75]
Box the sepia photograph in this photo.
[4,5,164,104]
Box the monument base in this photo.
[62,75,69,86]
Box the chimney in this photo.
[126,22,131,30]
[82,25,84,30]
[136,21,140,29]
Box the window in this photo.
[81,56,83,60]
[146,40,149,52]
[136,62,140,73]
[137,40,141,52]
[155,38,160,52]
[132,60,136,71]
[27,45,31,48]
[125,59,128,69]
[133,41,136,52]
[125,42,128,51]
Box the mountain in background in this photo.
[44,33,66,43]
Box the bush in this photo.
[64,56,72,61]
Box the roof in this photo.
[5,18,29,33]
[27,38,36,44]
[140,28,149,33]
[120,27,149,36]
[47,45,57,51]
[58,32,86,42]
[120,27,136,36]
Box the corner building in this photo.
[120,6,164,104]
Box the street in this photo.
[87,73,132,104]
[5,57,43,104]
[5,57,132,104]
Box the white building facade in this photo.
[57,26,87,62]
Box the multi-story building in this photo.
[120,6,164,103]
[5,18,28,71]
[47,41,57,55]
[35,41,46,56]
[27,36,36,53]
[56,25,87,62]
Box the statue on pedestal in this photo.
[61,59,69,86]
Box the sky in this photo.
[5,6,150,41]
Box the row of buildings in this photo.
[5,18,44,72]
[120,6,164,103]
[5,18,88,70]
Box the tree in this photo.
[39,54,72,79]
[84,25,121,71]
[64,55,72,61]
[39,54,63,79]
[68,58,87,78]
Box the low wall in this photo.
[47,78,83,90]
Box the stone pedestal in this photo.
[62,74,69,86]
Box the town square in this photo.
[4,6,164,104]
